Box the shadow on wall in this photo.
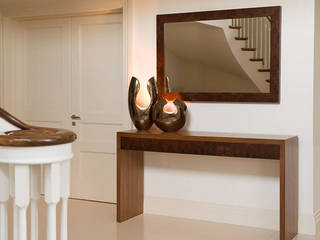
[153,107,278,178]
[145,152,279,178]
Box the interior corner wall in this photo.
[128,0,316,235]
[314,0,320,237]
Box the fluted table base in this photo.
[0,143,72,240]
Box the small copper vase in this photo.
[128,77,158,130]
[152,98,187,132]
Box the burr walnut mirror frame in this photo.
[157,6,281,102]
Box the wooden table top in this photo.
[0,107,76,147]
[118,129,297,144]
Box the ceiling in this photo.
[0,0,63,9]
[0,0,121,17]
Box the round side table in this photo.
[0,108,77,240]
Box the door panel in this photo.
[71,152,117,202]
[27,121,64,129]
[19,19,71,127]
[17,14,125,203]
[71,14,123,124]
[71,14,123,203]
[79,124,123,153]
[80,23,123,123]
[17,18,72,196]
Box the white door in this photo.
[17,18,72,130]
[16,13,125,203]
[70,14,124,203]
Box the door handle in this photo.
[71,114,81,120]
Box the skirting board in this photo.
[315,210,320,239]
[144,197,316,235]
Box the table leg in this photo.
[9,165,18,240]
[60,160,71,240]
[0,164,9,240]
[14,165,30,240]
[117,149,144,222]
[280,138,298,240]
[44,163,61,240]
[31,165,41,240]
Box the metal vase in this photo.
[152,98,187,132]
[128,77,158,130]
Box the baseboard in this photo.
[144,197,315,235]
[315,210,320,239]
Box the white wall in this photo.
[166,49,260,93]
[128,0,316,235]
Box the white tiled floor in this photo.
[7,198,316,240]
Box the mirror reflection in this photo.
[164,17,271,93]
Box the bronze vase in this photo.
[128,77,158,130]
[152,98,187,132]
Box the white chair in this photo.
[0,108,76,240]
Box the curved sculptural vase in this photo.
[128,77,158,130]
[152,98,187,132]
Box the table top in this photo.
[118,129,297,144]
[0,107,77,147]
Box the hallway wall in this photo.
[128,0,316,234]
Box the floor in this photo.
[7,199,316,240]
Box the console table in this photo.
[117,130,298,240]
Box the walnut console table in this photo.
[117,130,298,240]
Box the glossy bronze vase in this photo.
[128,77,158,130]
[152,98,187,132]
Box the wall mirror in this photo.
[157,6,281,102]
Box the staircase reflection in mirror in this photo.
[164,16,271,94]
